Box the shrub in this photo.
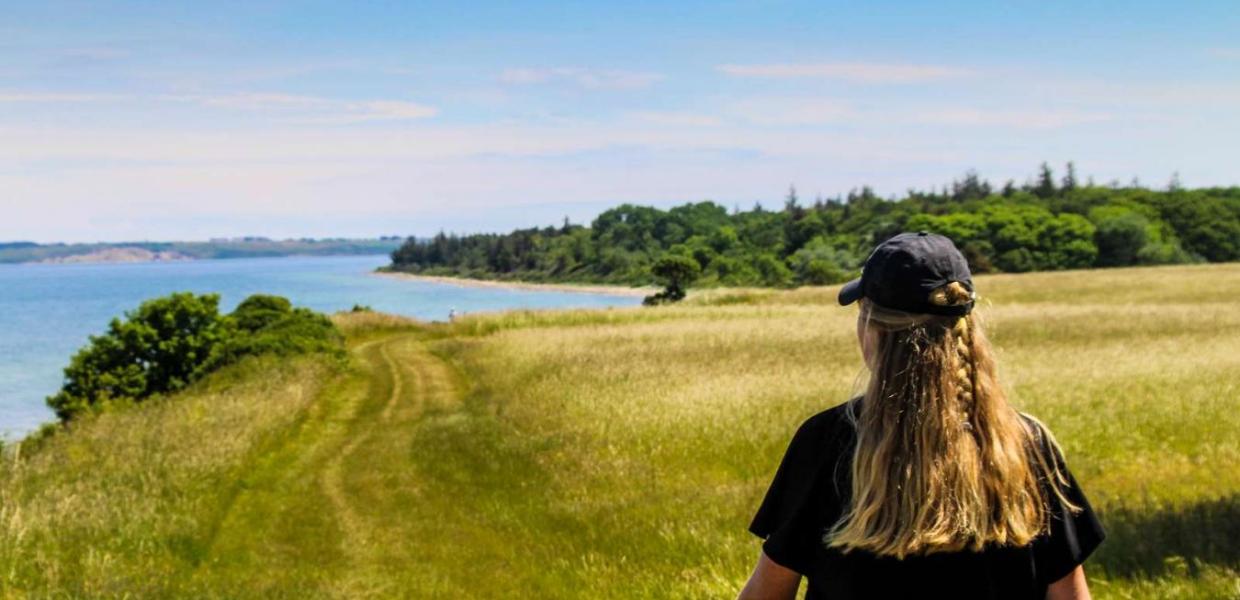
[47,293,224,421]
[231,294,294,331]
[47,292,342,422]
[198,302,343,374]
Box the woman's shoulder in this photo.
[795,397,859,438]
[783,397,862,463]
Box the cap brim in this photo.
[837,278,863,306]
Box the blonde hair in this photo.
[828,282,1075,558]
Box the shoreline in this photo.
[375,271,657,297]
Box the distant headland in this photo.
[0,237,406,265]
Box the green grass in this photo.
[2,263,1237,598]
[0,355,340,597]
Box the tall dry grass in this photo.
[0,356,337,597]
[416,263,1239,598]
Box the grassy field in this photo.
[2,263,1237,598]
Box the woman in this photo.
[738,232,1104,600]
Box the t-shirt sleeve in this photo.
[748,416,834,574]
[1029,423,1107,586]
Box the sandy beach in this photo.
[376,271,658,297]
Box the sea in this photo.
[0,254,641,438]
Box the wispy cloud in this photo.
[717,62,974,83]
[1208,48,1240,60]
[914,108,1112,129]
[668,96,1110,129]
[0,90,437,123]
[59,46,131,61]
[500,67,664,90]
[725,97,852,125]
[171,92,438,123]
[0,91,130,102]
[193,92,326,109]
[626,111,721,127]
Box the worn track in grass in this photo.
[192,330,465,597]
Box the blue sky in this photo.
[3,1,1238,242]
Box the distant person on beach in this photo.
[738,232,1104,600]
[448,308,456,322]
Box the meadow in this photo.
[2,263,1237,598]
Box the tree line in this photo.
[388,163,1240,288]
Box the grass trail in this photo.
[183,331,466,597]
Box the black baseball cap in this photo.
[837,231,975,316]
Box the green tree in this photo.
[200,296,342,373]
[230,294,293,331]
[1156,193,1240,262]
[787,211,830,253]
[1092,209,1150,267]
[751,253,794,287]
[47,293,224,421]
[905,213,987,245]
[997,247,1036,272]
[676,235,719,271]
[734,210,786,254]
[983,204,1045,256]
[46,292,344,422]
[644,255,701,305]
[707,226,741,254]
[1040,213,1097,269]
[1062,161,1079,193]
[704,255,758,286]
[787,236,856,285]
[1034,162,1057,199]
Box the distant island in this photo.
[387,162,1240,288]
[0,236,406,265]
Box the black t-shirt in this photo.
[749,401,1105,599]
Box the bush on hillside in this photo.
[47,292,224,421]
[47,292,343,422]
[197,295,343,374]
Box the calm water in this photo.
[0,255,640,438]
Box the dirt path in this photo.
[192,330,464,596]
[317,338,406,577]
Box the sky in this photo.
[2,1,1239,243]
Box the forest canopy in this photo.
[388,163,1240,288]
